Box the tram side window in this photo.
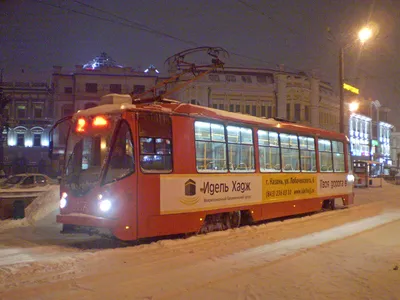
[299,136,316,172]
[140,137,172,172]
[104,121,135,184]
[332,141,345,172]
[318,139,333,172]
[139,113,172,173]
[280,133,300,172]
[195,121,227,172]
[258,130,280,172]
[227,126,255,172]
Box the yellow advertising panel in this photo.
[343,83,359,95]
[159,173,352,214]
[262,174,317,203]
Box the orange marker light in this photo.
[76,118,86,132]
[93,116,108,127]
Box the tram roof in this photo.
[75,96,347,140]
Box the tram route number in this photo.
[266,189,292,198]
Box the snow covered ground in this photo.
[0,182,400,299]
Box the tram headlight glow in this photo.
[347,174,355,183]
[99,199,112,212]
[60,192,68,209]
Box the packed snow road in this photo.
[0,182,400,299]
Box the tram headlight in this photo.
[347,174,355,183]
[99,199,112,212]
[60,192,68,209]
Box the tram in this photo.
[49,94,355,241]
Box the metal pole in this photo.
[0,68,4,172]
[339,47,345,133]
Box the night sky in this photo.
[1,0,400,127]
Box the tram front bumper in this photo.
[57,213,117,229]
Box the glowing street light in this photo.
[349,101,360,112]
[358,27,373,44]
[338,25,376,133]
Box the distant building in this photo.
[0,81,53,176]
[347,98,394,166]
[165,65,340,132]
[391,132,400,168]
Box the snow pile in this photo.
[0,185,60,231]
[25,185,60,225]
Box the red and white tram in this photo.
[50,94,355,241]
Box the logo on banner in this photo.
[180,179,200,205]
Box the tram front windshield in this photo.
[64,116,116,195]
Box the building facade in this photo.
[390,132,400,168]
[165,66,340,132]
[347,97,394,167]
[0,81,53,176]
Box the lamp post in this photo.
[338,26,373,134]
[0,69,11,173]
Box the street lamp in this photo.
[339,26,374,133]
[349,101,360,113]
[358,27,373,44]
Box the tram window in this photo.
[332,140,345,172]
[138,113,173,173]
[280,133,300,172]
[103,121,135,184]
[258,130,280,172]
[227,126,255,172]
[139,137,172,172]
[318,139,333,172]
[299,136,316,172]
[195,121,227,172]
